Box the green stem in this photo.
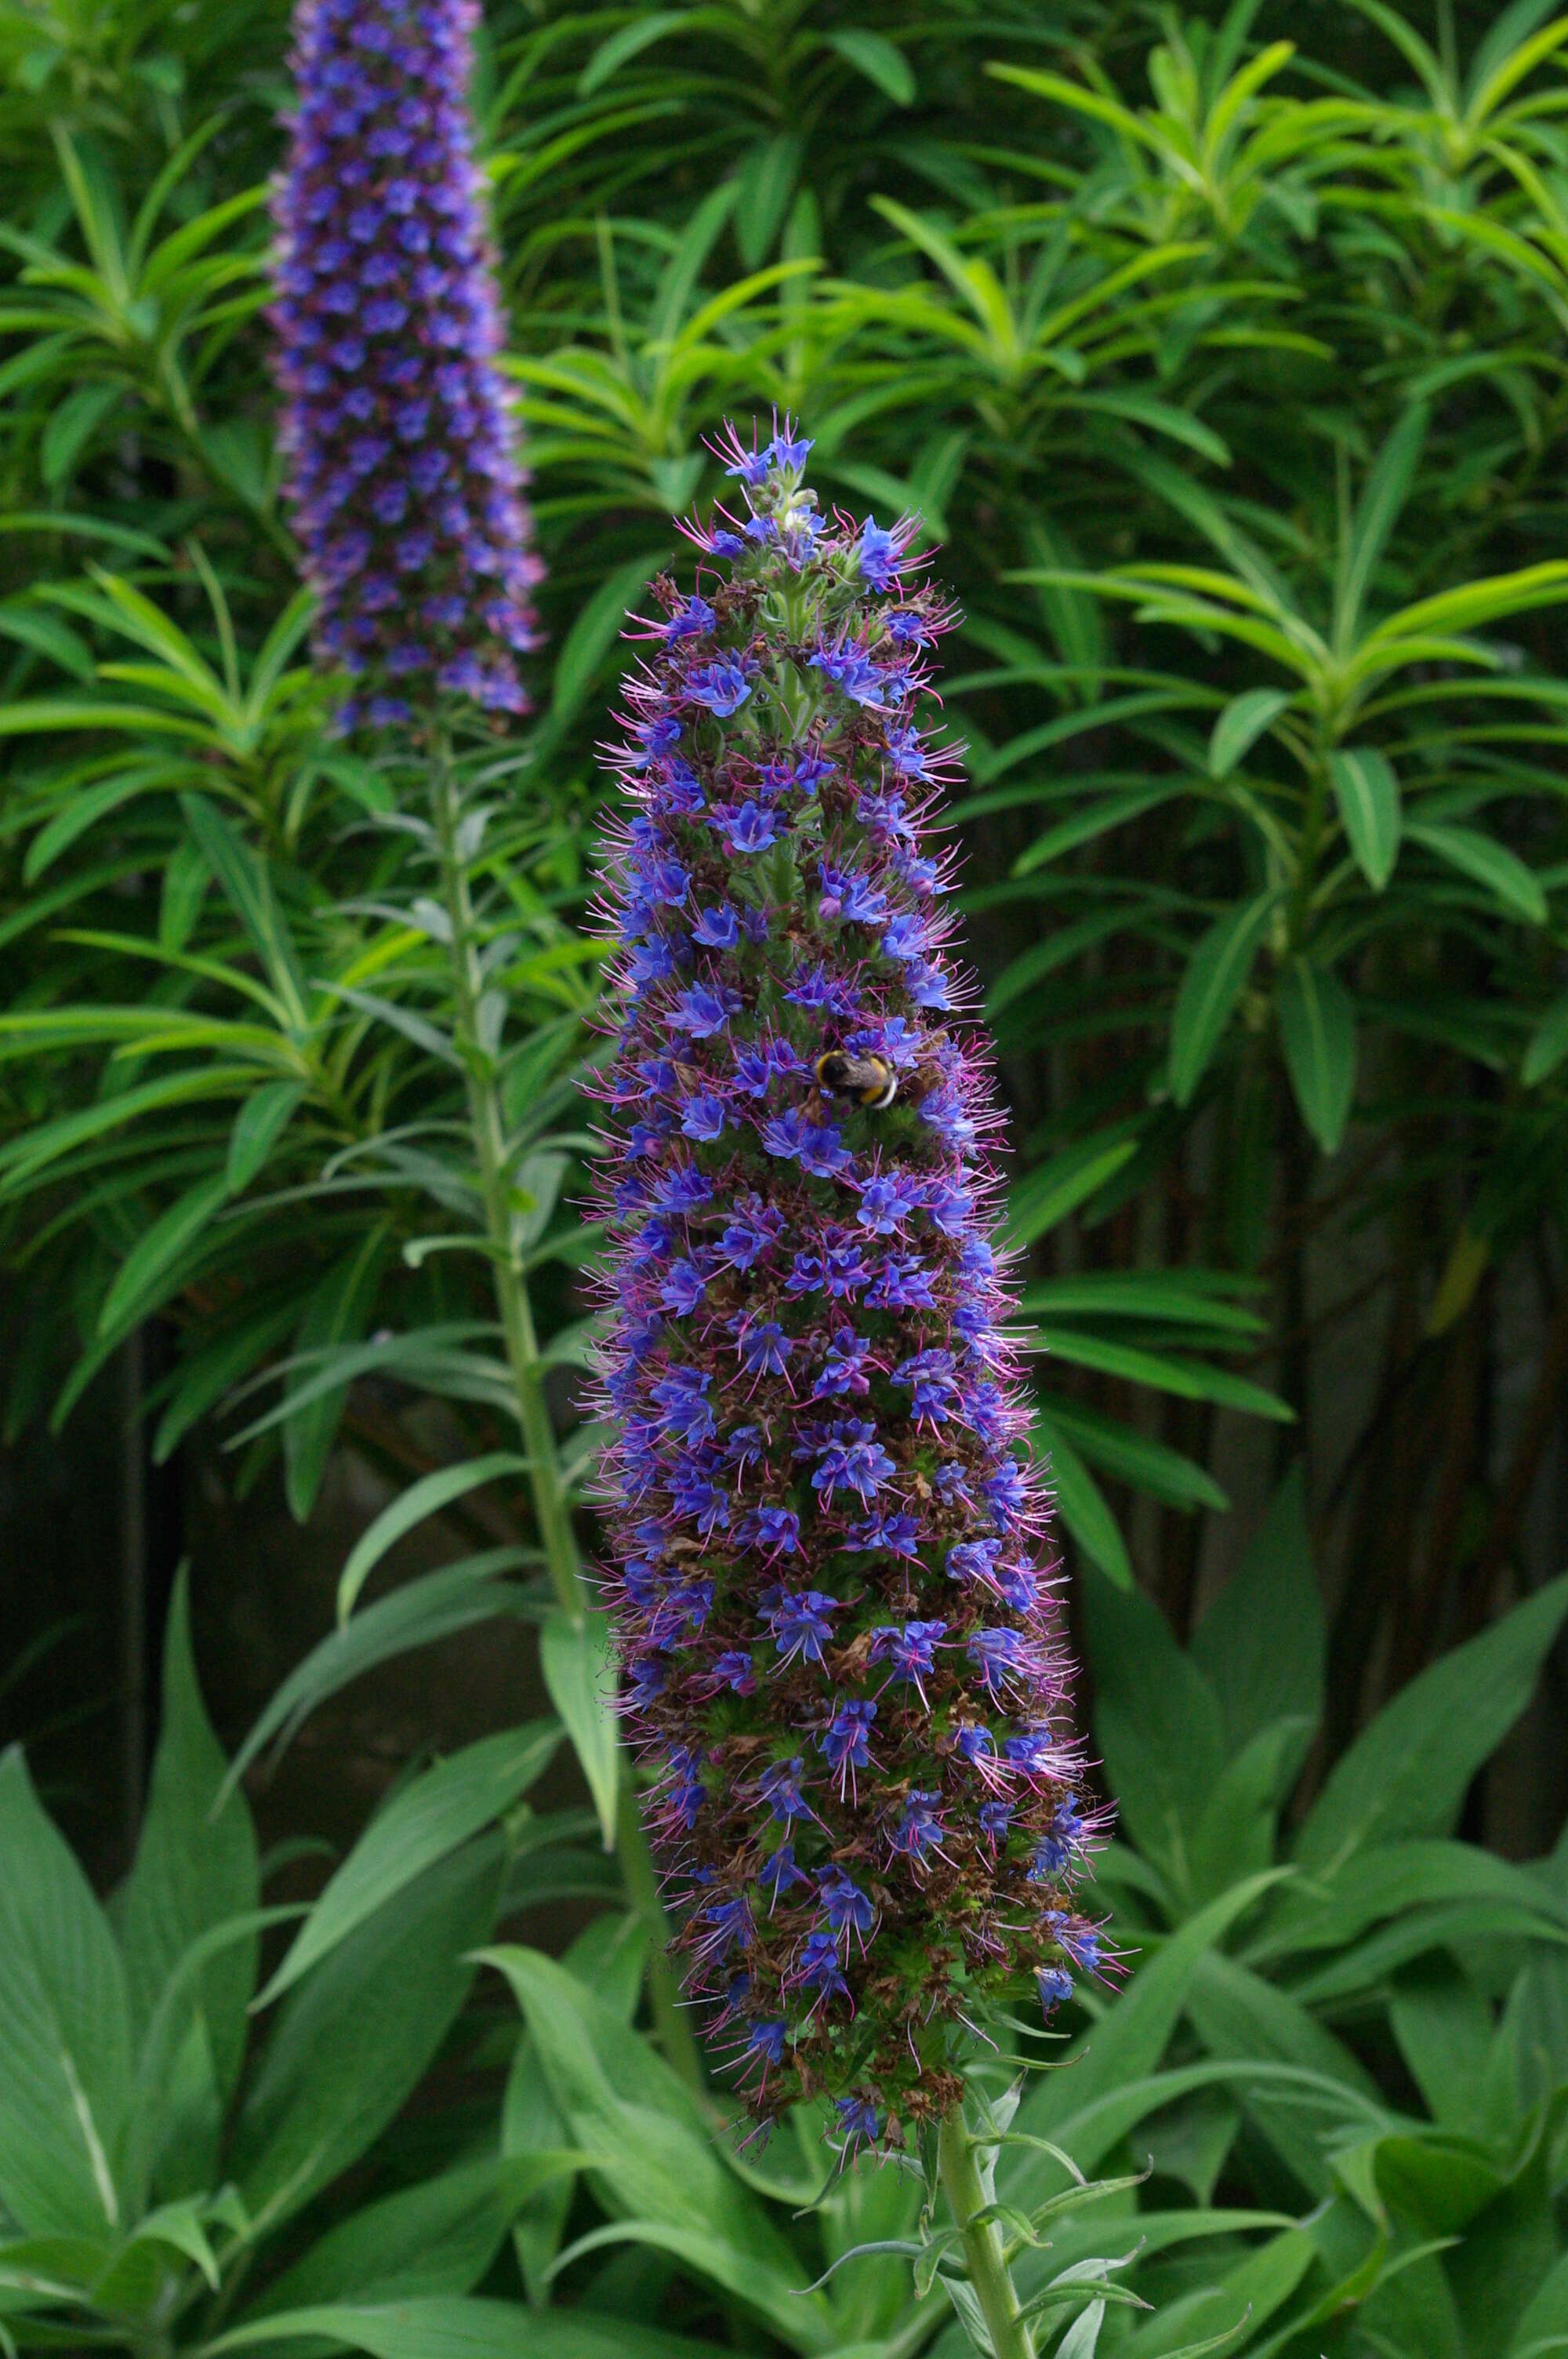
[1286,729,1332,953]
[938,2105,1035,2359]
[430,732,704,2095]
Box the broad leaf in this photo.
[209,2299,726,2358]
[1328,747,1401,890]
[245,2156,585,2314]
[1080,1567,1225,1892]
[118,1569,259,2194]
[1191,1466,1324,1758]
[539,1609,619,1851]
[1208,687,1290,779]
[1168,894,1277,1106]
[336,1452,532,1622]
[283,1227,391,1521]
[0,1747,132,2235]
[479,1946,833,2352]
[231,1840,503,2230]
[1276,958,1356,1154]
[1294,1576,1568,1874]
[1406,820,1548,925]
[256,1723,559,2005]
[220,1554,532,1801]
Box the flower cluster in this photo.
[591,420,1105,2150]
[271,0,543,726]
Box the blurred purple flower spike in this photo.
[272,0,543,725]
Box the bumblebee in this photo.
[814,1049,898,1110]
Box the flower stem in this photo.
[938,2104,1035,2359]
[430,735,703,2094]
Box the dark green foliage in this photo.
[4,0,1568,2352]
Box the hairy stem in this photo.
[431,736,703,2093]
[938,2105,1035,2359]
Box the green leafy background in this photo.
[5,0,1568,2353]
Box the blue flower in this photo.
[797,1930,849,1998]
[1037,1965,1074,2016]
[691,901,741,949]
[758,1757,814,1823]
[758,1841,809,1897]
[680,1092,729,1142]
[688,660,753,716]
[670,983,740,1038]
[665,594,717,642]
[736,1319,793,1378]
[818,1867,876,1941]
[857,516,904,591]
[768,1590,839,1667]
[811,1422,896,1504]
[818,1699,877,1783]
[722,800,779,855]
[835,2094,883,2146]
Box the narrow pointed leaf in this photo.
[1327,748,1401,890]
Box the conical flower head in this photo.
[593,421,1104,2151]
[271,0,543,727]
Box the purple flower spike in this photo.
[272,0,542,722]
[592,418,1101,2150]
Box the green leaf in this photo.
[255,1724,560,2006]
[1182,1952,1379,2198]
[244,2157,586,2315]
[118,1571,259,2198]
[1523,990,1568,1085]
[0,599,94,684]
[548,551,666,727]
[1005,1136,1139,1249]
[540,1610,619,1852]
[220,1555,530,1804]
[209,2297,724,2359]
[1081,1565,1226,1891]
[284,1227,391,1522]
[576,12,683,95]
[824,28,916,104]
[1014,1872,1292,2161]
[1277,958,1357,1153]
[1208,687,1290,779]
[1037,1328,1292,1421]
[1294,1574,1568,1875]
[1388,1965,1496,2134]
[1512,2252,1568,2357]
[478,1948,832,2352]
[733,133,803,270]
[231,1841,503,2229]
[42,383,122,489]
[1327,747,1401,890]
[1033,1415,1131,1586]
[1168,894,1277,1105]
[180,793,308,1024]
[1192,1467,1323,1759]
[226,1081,305,1194]
[1249,1837,1568,1971]
[96,1172,230,1343]
[336,1453,531,1623]
[1043,1398,1229,1513]
[1338,404,1428,651]
[1405,821,1548,925]
[1022,1271,1266,1334]
[0,1747,132,2235]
